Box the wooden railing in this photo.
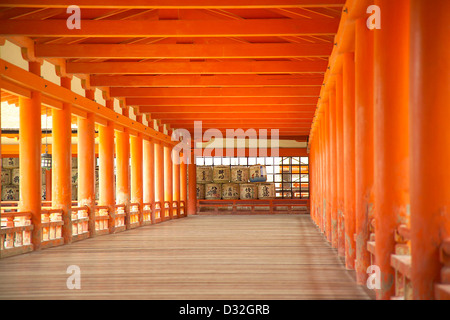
[179,201,186,217]
[142,202,152,225]
[94,206,110,236]
[129,203,141,228]
[196,199,309,215]
[390,224,412,300]
[114,204,126,232]
[71,206,90,241]
[172,201,179,217]
[154,201,162,223]
[0,211,34,258]
[40,208,64,249]
[435,238,450,300]
[1,199,184,258]
[164,201,171,219]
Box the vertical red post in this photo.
[173,149,181,217]
[180,152,188,217]
[335,72,345,257]
[130,133,143,224]
[343,52,356,270]
[143,138,155,221]
[52,76,73,244]
[373,0,410,299]
[187,149,197,216]
[115,125,130,227]
[355,18,374,284]
[409,0,450,300]
[328,82,338,248]
[79,90,96,235]
[19,61,42,249]
[98,112,115,233]
[164,143,173,219]
[155,141,165,221]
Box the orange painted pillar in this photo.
[180,152,188,216]
[187,149,197,216]
[98,104,116,233]
[164,143,173,219]
[18,61,42,249]
[324,101,331,241]
[130,133,143,224]
[335,72,345,258]
[115,124,130,227]
[79,90,96,235]
[373,0,410,300]
[155,141,165,221]
[143,138,155,221]
[355,18,374,284]
[173,149,181,217]
[319,114,326,233]
[52,76,73,244]
[343,52,356,270]
[328,82,338,248]
[409,0,450,300]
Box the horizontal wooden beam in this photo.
[111,87,320,98]
[67,60,328,75]
[0,59,174,144]
[126,97,319,106]
[90,75,324,88]
[171,124,312,129]
[0,0,346,9]
[163,119,312,125]
[150,113,314,120]
[138,105,316,113]
[35,43,333,59]
[0,19,340,38]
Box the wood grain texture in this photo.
[0,215,373,300]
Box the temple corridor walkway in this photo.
[0,215,373,300]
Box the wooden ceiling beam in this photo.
[138,105,316,113]
[149,113,314,120]
[0,0,346,10]
[126,97,319,106]
[67,60,328,75]
[110,86,320,98]
[35,43,333,59]
[90,75,324,88]
[0,19,340,37]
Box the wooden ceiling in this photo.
[0,1,345,141]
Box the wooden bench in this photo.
[197,199,309,215]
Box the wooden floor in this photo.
[0,215,374,300]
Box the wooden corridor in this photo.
[0,215,373,300]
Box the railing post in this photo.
[18,61,42,250]
[52,76,73,244]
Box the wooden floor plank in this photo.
[0,215,374,300]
